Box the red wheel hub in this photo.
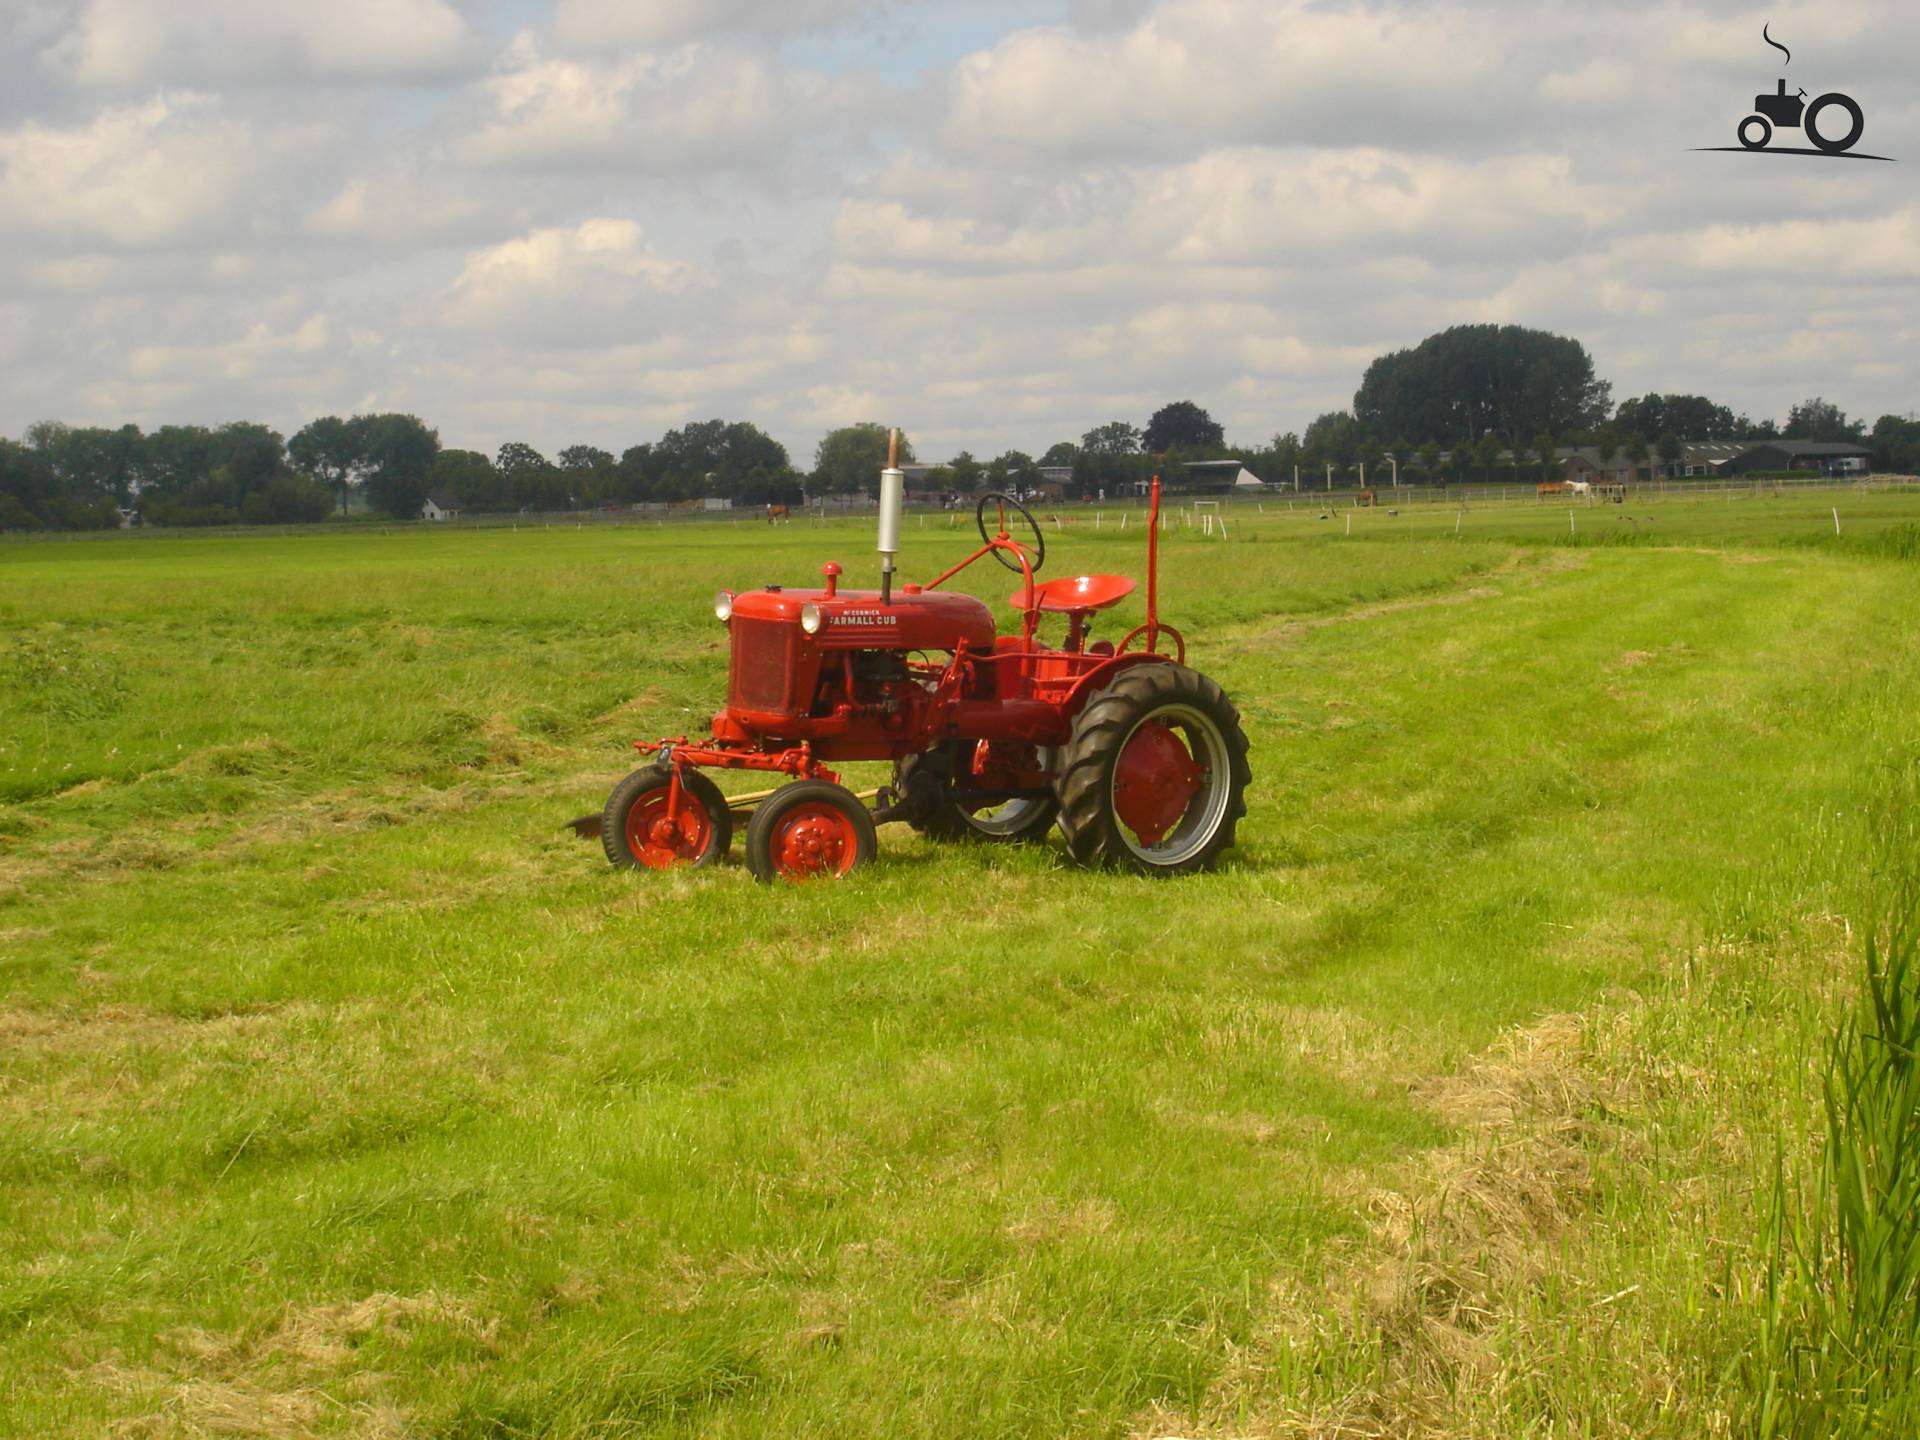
[771,803,859,879]
[625,789,714,869]
[1113,720,1203,846]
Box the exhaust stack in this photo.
[878,427,904,603]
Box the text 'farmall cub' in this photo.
[600,433,1251,883]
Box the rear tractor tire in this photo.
[745,779,878,883]
[602,765,732,870]
[1054,664,1251,875]
[897,742,1060,843]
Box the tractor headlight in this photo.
[799,602,823,636]
[713,590,733,622]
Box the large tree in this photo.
[1261,431,1304,487]
[1416,439,1442,481]
[210,422,287,499]
[636,420,795,504]
[1353,324,1611,448]
[1302,410,1360,477]
[1473,433,1503,483]
[811,423,913,495]
[1532,431,1558,481]
[140,425,217,501]
[289,415,367,515]
[359,413,440,518]
[948,451,983,490]
[239,472,334,525]
[1613,393,1739,443]
[988,449,1041,496]
[1784,396,1867,443]
[431,449,507,511]
[1448,438,1473,485]
[0,438,67,528]
[557,444,614,473]
[1080,420,1142,455]
[495,442,564,510]
[1142,401,1224,454]
[28,422,145,503]
[1870,414,1920,474]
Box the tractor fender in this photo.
[1059,652,1175,718]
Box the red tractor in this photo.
[599,434,1251,882]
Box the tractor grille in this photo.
[729,617,803,714]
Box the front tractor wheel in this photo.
[602,766,732,870]
[745,780,878,883]
[1055,664,1251,875]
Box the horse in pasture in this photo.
[766,503,790,523]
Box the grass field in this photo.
[5,490,1920,1436]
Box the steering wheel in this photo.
[974,492,1046,575]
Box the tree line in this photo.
[5,323,1917,530]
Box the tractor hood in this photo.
[729,586,996,652]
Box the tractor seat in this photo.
[1010,574,1136,615]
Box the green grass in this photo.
[4,494,1920,1436]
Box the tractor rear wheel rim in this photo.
[626,790,713,869]
[1110,704,1233,865]
[968,794,1051,835]
[962,743,1056,836]
[772,803,859,878]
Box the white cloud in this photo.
[123,313,333,384]
[305,174,487,245]
[943,0,1497,162]
[1615,205,1920,282]
[833,147,1612,282]
[552,0,878,51]
[460,34,852,173]
[443,219,701,345]
[49,0,479,87]
[0,95,267,248]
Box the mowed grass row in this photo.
[3,498,1919,1436]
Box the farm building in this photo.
[1723,440,1873,475]
[1556,442,1746,485]
[1560,440,1871,483]
[421,492,460,521]
[898,464,1071,505]
[1421,440,1867,488]
[1180,460,1267,493]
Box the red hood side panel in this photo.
[727,588,997,651]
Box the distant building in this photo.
[1180,460,1266,493]
[1554,444,1742,484]
[1723,440,1873,475]
[421,492,460,521]
[902,463,1072,504]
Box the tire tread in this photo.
[1053,663,1251,874]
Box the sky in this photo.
[1,0,1915,465]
